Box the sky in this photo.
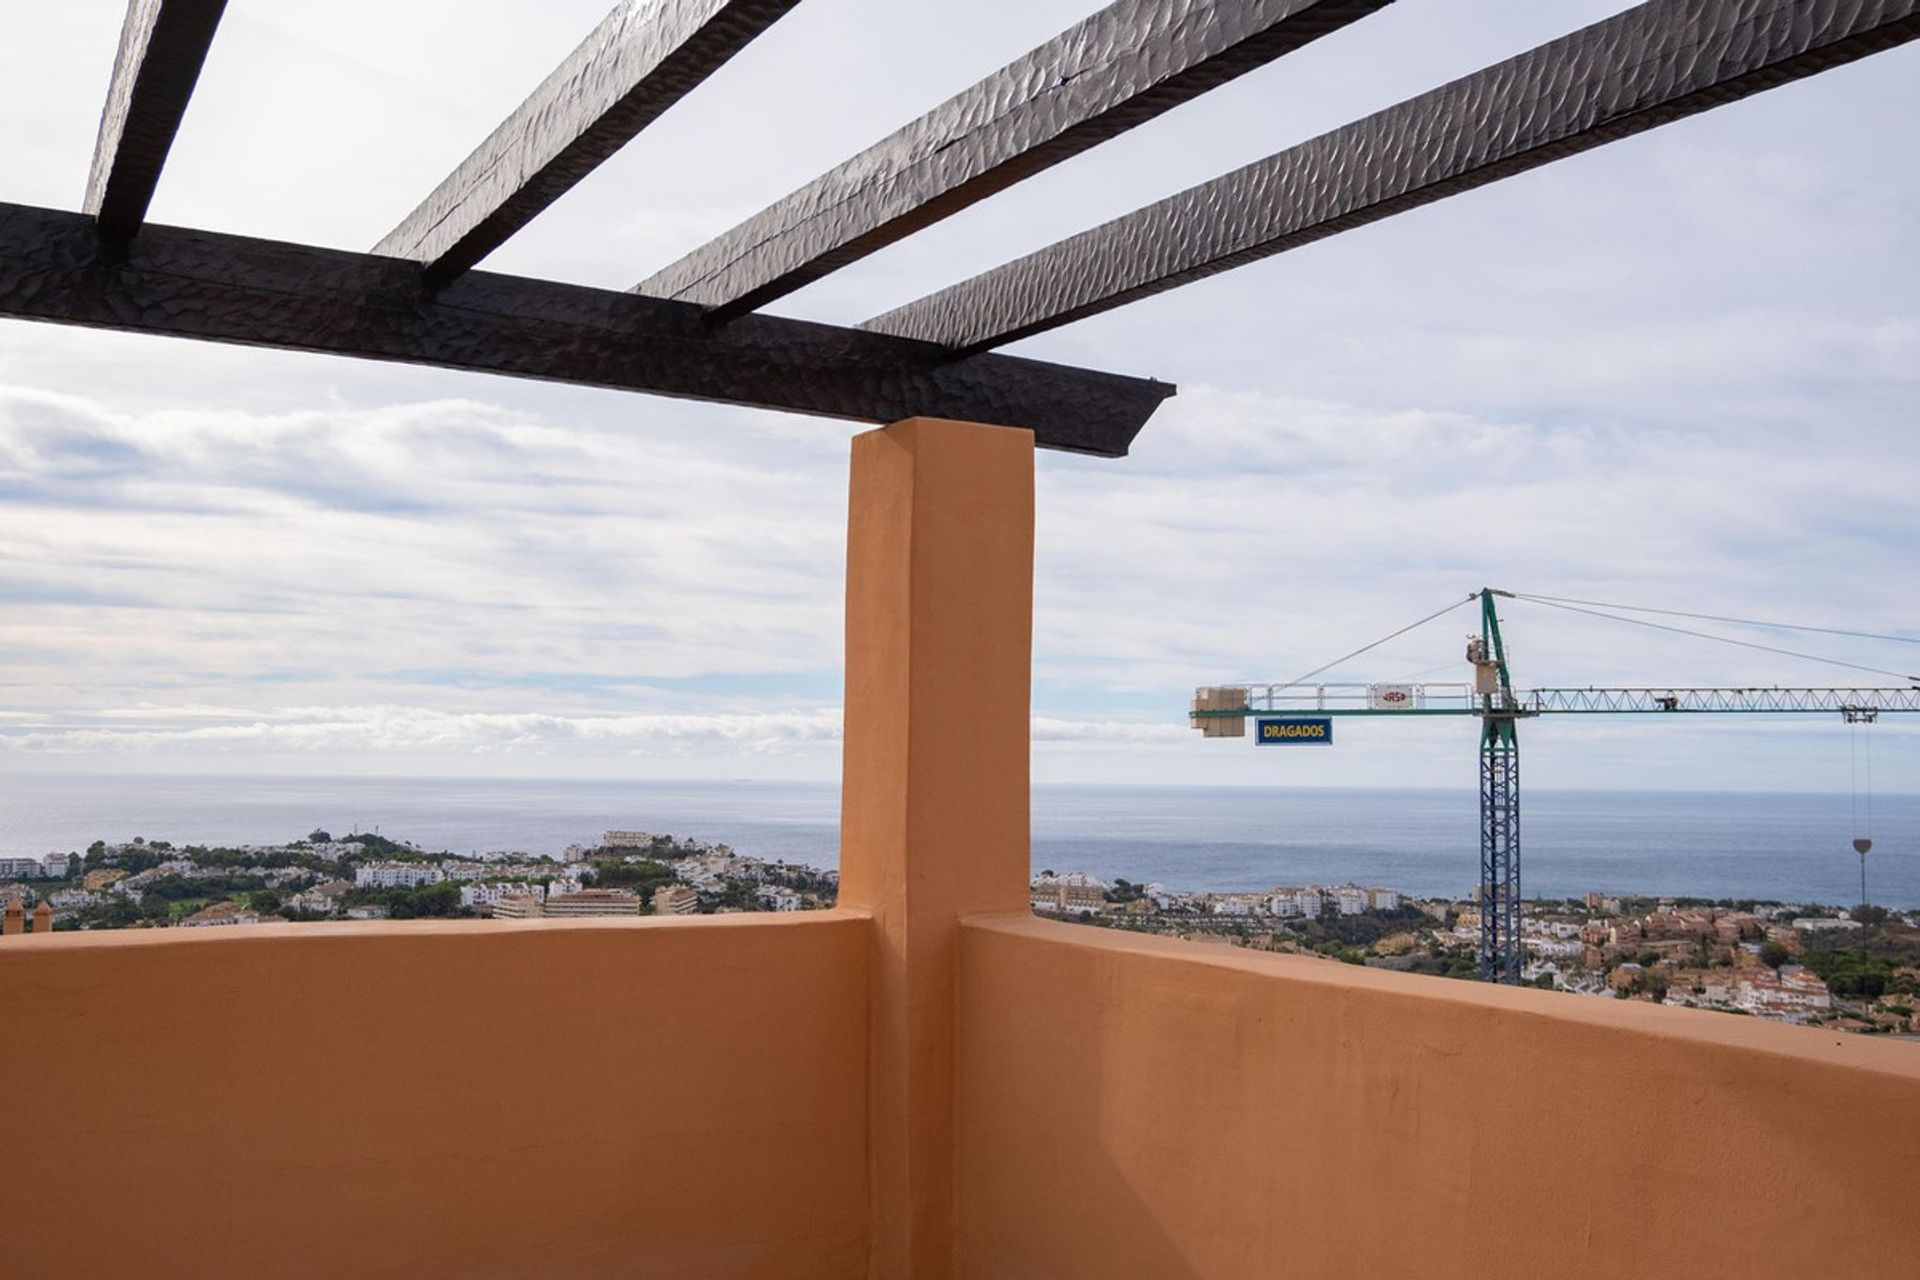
[0,0,1916,791]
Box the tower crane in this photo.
[1189,588,1920,983]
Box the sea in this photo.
[3,774,1915,908]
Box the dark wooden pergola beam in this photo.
[636,0,1393,318]
[84,0,228,241]
[373,0,801,287]
[865,0,1920,352]
[0,202,1172,457]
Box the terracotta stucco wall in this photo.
[0,913,868,1280]
[955,914,1920,1279]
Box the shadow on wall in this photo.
[952,914,1920,1278]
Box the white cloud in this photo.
[0,705,1197,758]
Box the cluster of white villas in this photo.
[0,853,72,880]
[1029,871,1401,919]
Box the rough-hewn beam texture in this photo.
[374,0,801,285]
[866,0,1920,352]
[0,203,1171,456]
[84,0,228,240]
[637,0,1394,318]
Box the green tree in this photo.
[389,881,464,919]
[1760,939,1790,970]
[584,860,677,893]
[82,896,141,930]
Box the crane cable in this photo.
[1276,593,1477,689]
[1851,715,1874,908]
[1510,592,1920,648]
[1510,595,1920,683]
[1851,717,1873,843]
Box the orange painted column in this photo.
[838,418,1035,1280]
[2,896,21,936]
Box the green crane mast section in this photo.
[1474,589,1524,983]
[1190,588,1920,983]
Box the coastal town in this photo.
[0,829,838,932]
[5,834,1915,1039]
[1031,870,1920,1038]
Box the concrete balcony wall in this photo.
[955,914,1920,1278]
[0,913,869,1280]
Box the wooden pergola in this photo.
[2,0,1914,457]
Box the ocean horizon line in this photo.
[2,769,1913,800]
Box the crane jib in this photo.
[1189,685,1920,719]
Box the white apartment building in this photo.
[544,890,642,918]
[179,902,262,928]
[354,862,445,890]
[459,882,546,913]
[0,857,47,879]
[1029,871,1108,914]
[287,880,352,916]
[1793,918,1863,934]
[1332,887,1368,916]
[756,886,804,912]
[1365,887,1400,911]
[681,852,759,884]
[652,885,700,916]
[1141,883,1179,911]
[1267,889,1320,918]
[1736,965,1832,1020]
[471,849,526,863]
